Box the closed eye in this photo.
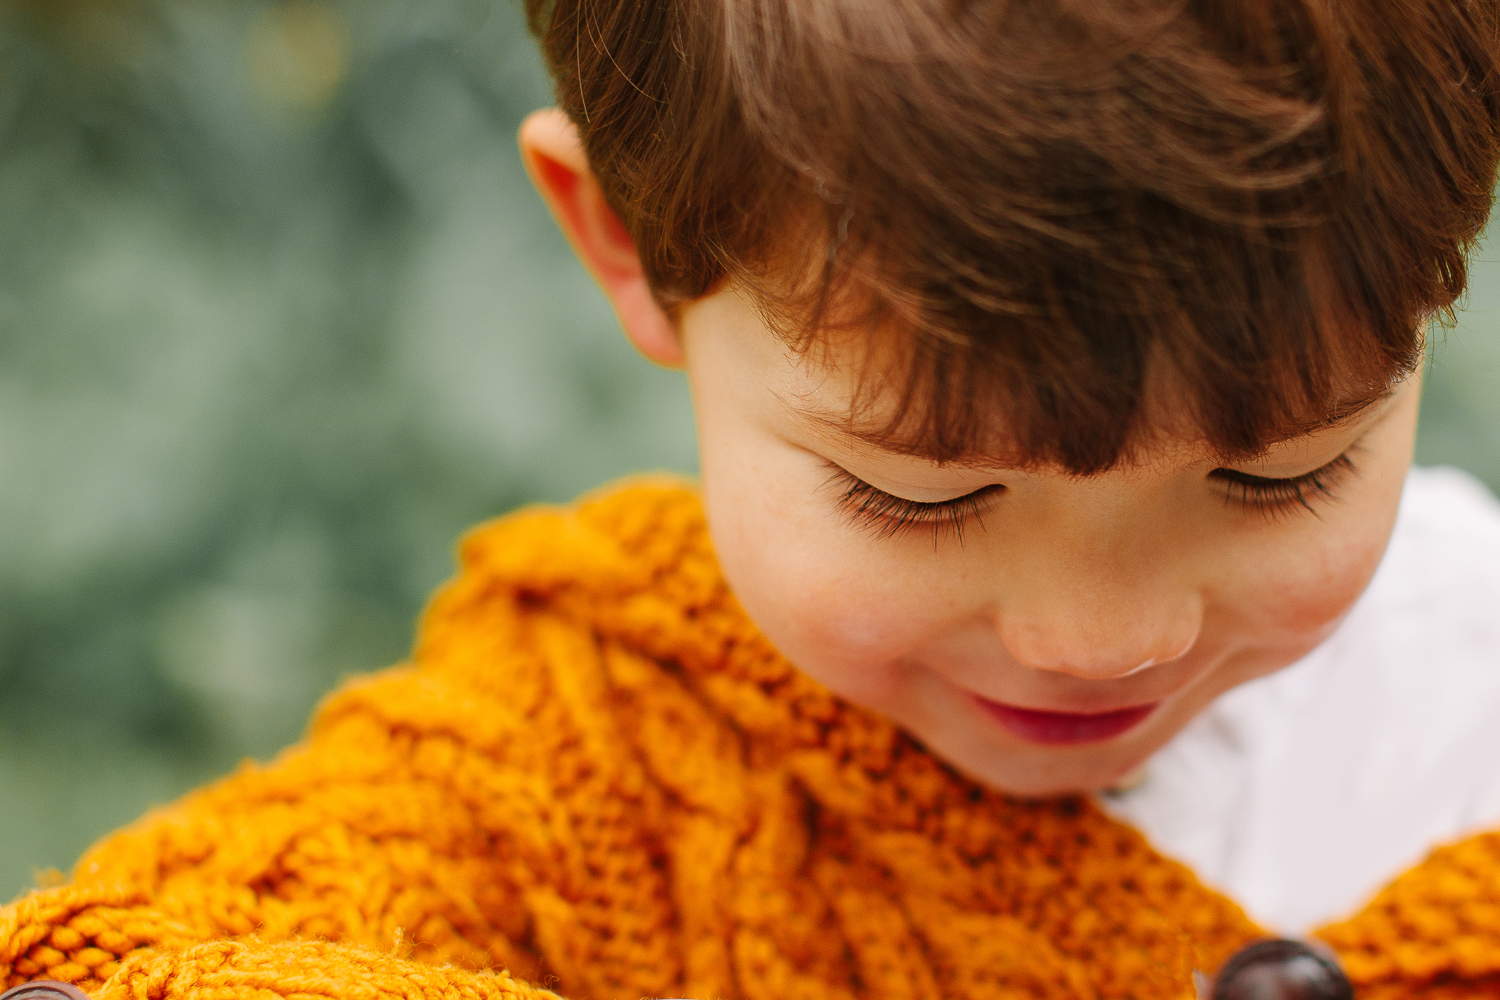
[1209,448,1360,518]
[824,463,1003,541]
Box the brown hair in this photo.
[526,0,1500,472]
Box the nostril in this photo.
[996,597,1202,680]
[1121,633,1197,676]
[1001,632,1195,680]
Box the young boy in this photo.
[5,0,1500,998]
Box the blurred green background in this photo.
[0,0,1496,902]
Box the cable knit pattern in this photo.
[2,478,1496,1000]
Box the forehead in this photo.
[784,368,1398,473]
[704,286,1406,470]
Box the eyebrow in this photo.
[1302,382,1399,432]
[782,396,1035,469]
[782,380,1404,468]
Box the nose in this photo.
[994,570,1203,681]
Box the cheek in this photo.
[1234,515,1394,640]
[1243,384,1418,638]
[702,469,942,703]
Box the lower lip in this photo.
[975,697,1159,746]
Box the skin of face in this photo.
[518,109,1423,796]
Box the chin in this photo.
[939,718,1165,798]
[981,766,1120,799]
[918,738,1130,798]
[876,667,1164,798]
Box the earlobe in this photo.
[518,109,684,368]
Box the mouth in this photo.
[973,696,1160,746]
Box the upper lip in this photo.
[969,693,1163,717]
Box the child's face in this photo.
[678,287,1419,796]
[520,109,1422,796]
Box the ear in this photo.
[518,108,684,368]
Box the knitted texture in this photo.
[3,478,1497,1000]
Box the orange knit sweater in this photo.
[3,479,1499,1000]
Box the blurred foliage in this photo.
[0,0,1496,902]
[0,0,696,898]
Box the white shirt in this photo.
[1101,465,1500,934]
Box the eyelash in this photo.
[827,447,1362,538]
[1209,448,1360,519]
[825,464,1001,541]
